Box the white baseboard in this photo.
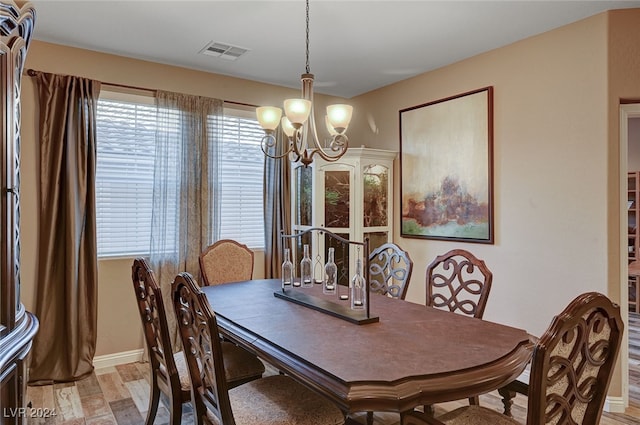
[93,349,144,369]
[604,396,625,413]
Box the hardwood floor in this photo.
[25,314,640,424]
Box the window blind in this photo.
[218,113,265,249]
[95,96,266,258]
[96,97,157,257]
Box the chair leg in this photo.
[498,387,517,417]
[168,390,183,425]
[423,405,434,416]
[366,411,373,425]
[468,396,479,406]
[145,376,160,425]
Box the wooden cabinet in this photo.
[291,148,396,285]
[629,172,640,313]
[0,2,39,424]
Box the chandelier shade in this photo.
[256,106,282,132]
[326,104,353,132]
[257,0,352,166]
[283,99,312,127]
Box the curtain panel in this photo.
[150,91,223,349]
[29,72,100,384]
[263,129,291,278]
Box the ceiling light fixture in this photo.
[256,0,352,167]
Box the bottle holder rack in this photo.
[275,227,379,325]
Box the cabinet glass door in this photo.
[324,170,350,228]
[295,166,312,227]
[364,231,388,253]
[363,164,389,227]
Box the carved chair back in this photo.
[172,272,234,425]
[199,239,254,286]
[425,249,492,318]
[131,258,183,404]
[526,292,623,425]
[369,242,413,300]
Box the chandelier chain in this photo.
[256,0,351,166]
[305,0,310,74]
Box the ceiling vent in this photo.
[200,41,250,61]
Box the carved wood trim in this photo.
[0,3,37,423]
[426,249,493,318]
[527,292,623,425]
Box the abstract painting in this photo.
[399,87,494,243]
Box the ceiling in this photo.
[30,0,640,98]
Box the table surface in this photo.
[201,279,534,413]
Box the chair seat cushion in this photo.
[228,375,344,425]
[221,341,266,384]
[174,344,265,391]
[436,405,520,425]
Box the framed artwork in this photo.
[399,86,494,243]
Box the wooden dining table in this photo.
[200,279,534,414]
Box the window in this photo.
[95,92,265,258]
[96,92,157,257]
[218,108,265,249]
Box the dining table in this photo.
[200,278,534,415]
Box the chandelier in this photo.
[256,0,353,167]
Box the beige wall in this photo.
[20,41,344,356]
[346,9,640,402]
[352,13,609,334]
[20,8,640,402]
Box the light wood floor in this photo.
[26,314,640,425]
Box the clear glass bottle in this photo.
[281,248,293,289]
[350,258,366,310]
[300,244,313,287]
[323,247,337,295]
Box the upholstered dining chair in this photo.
[131,259,265,425]
[198,239,267,383]
[402,291,624,425]
[369,242,413,300]
[199,239,254,286]
[172,271,346,425]
[426,249,493,319]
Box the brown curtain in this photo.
[29,72,100,384]
[264,128,291,278]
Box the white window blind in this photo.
[218,109,265,249]
[96,94,157,258]
[95,95,266,258]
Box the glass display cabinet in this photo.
[291,147,396,287]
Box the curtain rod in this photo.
[25,69,256,109]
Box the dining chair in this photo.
[365,242,413,425]
[132,258,266,425]
[368,242,413,300]
[172,271,346,425]
[426,248,493,318]
[424,249,493,410]
[199,239,254,286]
[131,258,192,425]
[198,239,268,384]
[402,291,624,425]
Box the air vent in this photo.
[200,41,250,61]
